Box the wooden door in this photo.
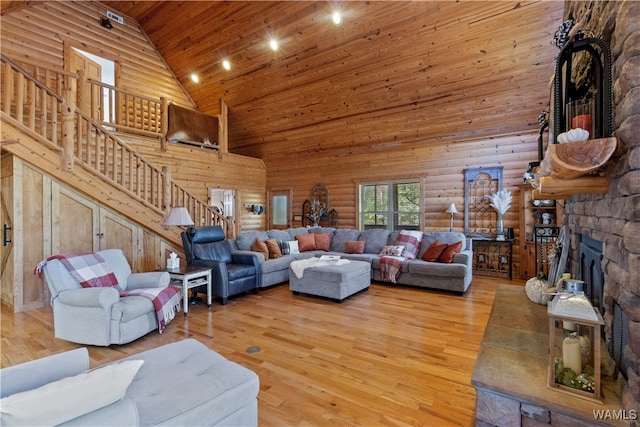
[69,49,102,120]
[1,164,15,308]
[99,209,139,270]
[51,183,100,254]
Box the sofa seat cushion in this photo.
[260,255,297,274]
[407,260,467,277]
[226,264,256,281]
[371,256,410,272]
[122,339,259,426]
[111,296,155,322]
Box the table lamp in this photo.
[446,203,459,232]
[164,207,194,227]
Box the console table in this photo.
[471,285,625,426]
[472,239,513,279]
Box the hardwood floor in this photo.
[1,276,524,426]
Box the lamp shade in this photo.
[446,203,459,214]
[164,207,194,226]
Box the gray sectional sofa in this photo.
[232,227,473,294]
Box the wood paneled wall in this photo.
[268,132,540,275]
[0,1,268,234]
[0,1,192,108]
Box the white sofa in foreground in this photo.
[0,339,259,426]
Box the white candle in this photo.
[563,334,582,374]
[563,321,577,332]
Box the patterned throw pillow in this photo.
[379,245,404,256]
[395,230,423,259]
[278,240,290,255]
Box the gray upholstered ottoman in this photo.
[289,258,371,302]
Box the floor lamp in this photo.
[446,203,459,232]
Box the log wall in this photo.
[267,132,541,275]
[0,1,268,234]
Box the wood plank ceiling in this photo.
[18,1,566,163]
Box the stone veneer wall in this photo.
[562,0,639,418]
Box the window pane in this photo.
[272,195,287,225]
[361,181,420,231]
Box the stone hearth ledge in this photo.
[472,284,626,427]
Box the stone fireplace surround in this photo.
[561,0,639,418]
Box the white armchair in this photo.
[41,249,171,346]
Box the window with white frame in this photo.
[360,180,421,230]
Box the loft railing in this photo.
[0,54,225,229]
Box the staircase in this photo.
[0,54,225,248]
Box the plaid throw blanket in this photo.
[122,287,180,333]
[35,253,118,287]
[379,255,405,283]
[35,253,180,333]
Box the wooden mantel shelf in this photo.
[533,175,610,200]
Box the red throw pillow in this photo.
[345,240,365,254]
[265,238,282,259]
[314,233,331,251]
[421,240,448,262]
[295,234,316,252]
[251,238,269,260]
[439,241,463,263]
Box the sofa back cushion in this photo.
[267,229,290,242]
[236,231,270,251]
[287,227,309,239]
[359,229,391,254]
[330,229,361,252]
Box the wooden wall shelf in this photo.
[533,175,610,200]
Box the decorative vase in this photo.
[496,213,505,241]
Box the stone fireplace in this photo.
[563,0,639,417]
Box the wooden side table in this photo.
[164,266,212,315]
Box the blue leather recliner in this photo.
[181,226,261,304]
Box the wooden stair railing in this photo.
[0,54,226,234]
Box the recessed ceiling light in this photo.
[222,59,231,71]
[332,11,342,25]
[190,73,199,83]
[269,39,279,51]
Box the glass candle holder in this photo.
[566,99,595,138]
